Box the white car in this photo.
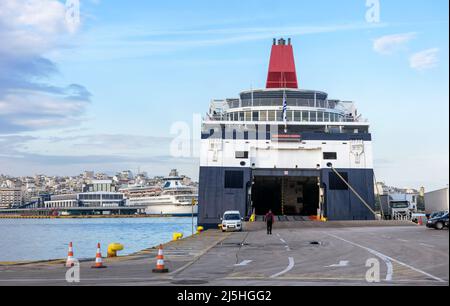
[221,211,243,232]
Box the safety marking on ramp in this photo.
[234,260,253,266]
[270,257,295,278]
[327,234,446,283]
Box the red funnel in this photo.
[266,38,298,89]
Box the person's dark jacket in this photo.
[265,212,275,223]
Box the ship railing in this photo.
[204,116,368,123]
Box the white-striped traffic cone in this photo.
[91,243,107,269]
[152,244,169,273]
[65,242,75,268]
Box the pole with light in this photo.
[191,197,196,235]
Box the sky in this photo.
[0,0,448,191]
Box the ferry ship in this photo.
[126,172,198,216]
[198,38,375,228]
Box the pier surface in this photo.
[0,222,448,286]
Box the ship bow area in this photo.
[198,125,376,228]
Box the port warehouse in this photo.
[198,38,376,228]
[425,187,449,214]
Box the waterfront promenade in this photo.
[0,222,448,286]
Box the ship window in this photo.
[324,112,330,122]
[238,112,244,121]
[224,171,244,189]
[244,111,251,121]
[235,151,249,159]
[329,172,349,190]
[268,111,276,121]
[301,111,309,122]
[317,112,324,122]
[294,111,301,122]
[323,152,337,160]
[310,111,317,122]
[253,111,259,121]
[276,111,283,121]
[260,111,268,121]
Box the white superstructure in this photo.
[127,174,198,216]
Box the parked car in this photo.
[221,211,243,232]
[426,213,449,230]
[427,210,449,219]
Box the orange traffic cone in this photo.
[152,244,169,273]
[418,216,423,226]
[91,243,107,269]
[65,242,75,267]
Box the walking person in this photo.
[265,210,275,235]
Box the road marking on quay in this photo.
[270,257,295,278]
[327,234,445,283]
[326,260,349,268]
[419,243,435,248]
[234,260,253,266]
[279,238,287,244]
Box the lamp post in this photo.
[191,198,196,236]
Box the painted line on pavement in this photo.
[328,234,392,281]
[327,234,445,283]
[279,238,287,244]
[270,257,295,278]
[234,260,253,266]
[326,260,349,268]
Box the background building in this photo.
[0,188,23,208]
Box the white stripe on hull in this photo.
[145,204,198,216]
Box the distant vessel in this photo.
[126,171,198,216]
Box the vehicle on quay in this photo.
[380,193,418,220]
[428,210,449,219]
[426,212,449,230]
[221,211,243,232]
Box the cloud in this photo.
[0,0,89,134]
[0,134,198,178]
[70,22,386,61]
[409,48,440,71]
[373,33,416,55]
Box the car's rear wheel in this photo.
[435,222,444,230]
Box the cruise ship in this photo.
[126,171,198,216]
[198,38,375,228]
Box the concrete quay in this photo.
[0,222,448,286]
